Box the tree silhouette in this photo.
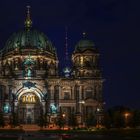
[68,113,77,128]
[56,114,65,129]
[85,113,96,128]
[132,110,140,127]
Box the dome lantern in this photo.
[24,6,32,30]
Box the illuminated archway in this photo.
[15,86,46,124]
[16,86,45,102]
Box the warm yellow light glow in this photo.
[22,94,36,103]
[124,112,130,118]
[79,100,85,104]
[22,96,25,102]
[80,56,84,65]
[62,113,66,118]
[32,95,35,102]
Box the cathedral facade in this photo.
[0,8,104,126]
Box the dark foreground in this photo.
[0,129,140,140]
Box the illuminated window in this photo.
[85,88,93,99]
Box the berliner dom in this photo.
[0,7,104,127]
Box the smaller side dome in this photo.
[74,39,98,53]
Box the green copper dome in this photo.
[75,39,97,53]
[4,29,56,54]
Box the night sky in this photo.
[0,0,140,109]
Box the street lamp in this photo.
[97,108,100,112]
[62,113,66,118]
[96,107,100,128]
[124,112,130,127]
[62,113,66,129]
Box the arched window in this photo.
[62,86,71,100]
[85,87,93,99]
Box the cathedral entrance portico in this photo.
[18,92,41,124]
[14,83,46,124]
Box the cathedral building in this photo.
[0,7,104,126]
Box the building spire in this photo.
[65,26,69,61]
[63,26,71,78]
[24,6,32,29]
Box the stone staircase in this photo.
[21,124,40,131]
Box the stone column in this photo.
[14,100,18,113]
[57,86,61,113]
[71,86,75,100]
[46,85,51,114]
[96,83,103,102]
[51,86,54,100]
[8,82,13,114]
[42,101,46,114]
[75,85,80,113]
[0,85,2,111]
[98,83,103,102]
[79,85,82,113]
